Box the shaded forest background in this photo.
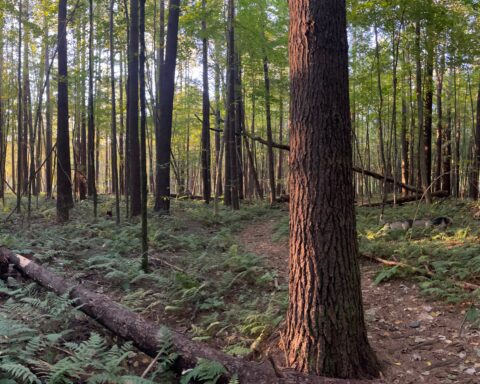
[0,0,478,212]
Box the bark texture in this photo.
[284,0,379,378]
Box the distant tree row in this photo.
[0,0,478,219]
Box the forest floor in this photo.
[0,196,480,383]
[238,218,480,384]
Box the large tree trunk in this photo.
[56,0,73,222]
[285,0,379,378]
[154,0,180,214]
[201,0,211,204]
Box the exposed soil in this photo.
[238,219,480,384]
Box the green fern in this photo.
[0,362,41,384]
[180,359,227,384]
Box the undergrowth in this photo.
[274,198,480,306]
[0,196,286,381]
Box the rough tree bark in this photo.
[284,0,379,378]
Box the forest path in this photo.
[237,219,480,384]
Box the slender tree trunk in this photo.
[127,0,141,216]
[119,50,125,196]
[22,20,30,195]
[454,67,460,197]
[374,24,387,203]
[154,0,164,199]
[390,25,400,203]
[78,35,87,201]
[16,0,23,212]
[88,0,97,217]
[424,30,434,187]
[224,0,239,209]
[276,92,284,196]
[139,0,148,271]
[56,0,73,222]
[154,0,180,214]
[213,59,222,197]
[201,0,211,204]
[110,0,120,222]
[244,136,263,199]
[408,61,416,189]
[435,46,445,192]
[285,0,379,378]
[443,67,453,194]
[416,21,431,203]
[234,53,244,200]
[401,77,409,196]
[45,40,53,199]
[262,53,276,204]
[473,83,480,199]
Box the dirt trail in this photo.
[238,220,480,384]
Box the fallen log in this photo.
[358,190,449,207]
[0,248,374,384]
[245,133,421,194]
[351,166,419,194]
[362,253,480,291]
